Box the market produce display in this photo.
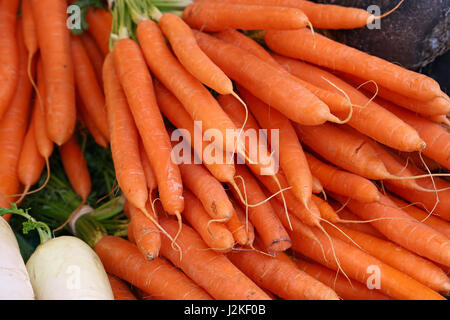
[0,0,449,301]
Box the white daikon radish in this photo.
[0,217,35,300]
[26,236,114,300]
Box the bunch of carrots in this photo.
[0,0,449,300]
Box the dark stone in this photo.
[423,50,450,94]
[311,0,450,70]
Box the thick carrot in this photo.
[85,7,112,56]
[107,274,137,300]
[128,201,160,261]
[183,2,310,31]
[0,0,20,121]
[159,217,271,300]
[95,236,212,300]
[228,249,339,300]
[136,19,242,156]
[233,165,291,254]
[273,54,426,152]
[59,135,91,202]
[17,120,46,197]
[388,195,450,239]
[71,35,109,141]
[333,193,450,267]
[293,259,390,300]
[266,29,442,101]
[305,152,379,203]
[194,30,336,126]
[197,0,380,29]
[80,33,105,89]
[0,23,33,218]
[154,80,236,183]
[323,223,450,292]
[31,0,76,145]
[182,190,235,252]
[113,38,184,216]
[290,226,446,300]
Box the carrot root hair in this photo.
[14,158,51,204]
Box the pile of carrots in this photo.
[0,0,449,300]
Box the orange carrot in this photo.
[290,225,446,300]
[182,190,235,252]
[31,0,76,145]
[183,2,310,31]
[95,236,212,300]
[226,197,250,246]
[77,96,108,148]
[21,0,38,86]
[305,152,379,203]
[266,29,442,101]
[139,140,157,195]
[0,0,20,121]
[159,217,272,300]
[107,274,137,300]
[71,35,109,141]
[80,33,105,89]
[293,259,390,300]
[194,30,336,126]
[113,38,183,217]
[85,7,112,56]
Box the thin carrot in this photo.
[107,274,137,300]
[85,7,112,56]
[333,193,450,267]
[290,225,446,300]
[183,2,310,31]
[226,197,250,246]
[127,202,161,261]
[80,33,105,89]
[232,196,256,247]
[159,217,272,300]
[113,37,184,217]
[312,176,323,194]
[293,259,390,300]
[0,22,33,220]
[323,223,450,293]
[71,35,109,141]
[181,190,235,252]
[194,30,337,126]
[95,236,212,300]
[273,54,426,152]
[31,0,76,145]
[305,152,379,203]
[0,0,20,121]
[227,249,339,300]
[139,140,157,195]
[77,97,109,149]
[266,29,442,101]
[21,0,38,93]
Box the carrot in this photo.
[112,38,184,217]
[232,196,256,246]
[232,165,291,254]
[181,190,235,252]
[154,80,236,183]
[0,0,20,121]
[77,97,109,148]
[59,135,92,203]
[290,225,446,300]
[378,97,450,170]
[0,22,33,219]
[333,193,450,267]
[31,0,76,145]
[305,152,379,203]
[312,176,323,194]
[323,223,450,293]
[107,274,137,300]
[21,0,38,92]
[95,236,212,300]
[266,29,443,101]
[159,217,272,300]
[293,259,390,300]
[429,114,450,127]
[226,198,250,246]
[396,151,443,172]
[273,54,426,152]
[135,19,243,157]
[17,120,46,201]
[194,30,337,126]
[228,249,339,300]
[183,2,310,31]
[85,7,112,56]
[197,0,388,29]
[388,195,450,239]
[158,13,233,95]
[80,33,105,89]
[71,35,109,141]
[139,141,157,195]
[127,201,160,261]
